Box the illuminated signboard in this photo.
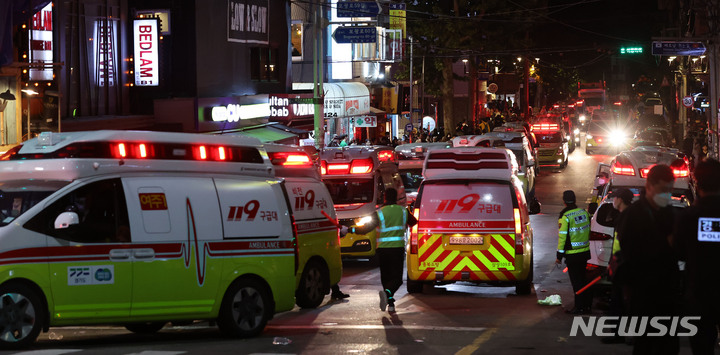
[29,3,53,81]
[133,19,159,86]
[269,95,315,119]
[211,103,270,122]
[94,20,118,86]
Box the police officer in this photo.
[615,164,679,354]
[341,188,417,312]
[674,159,720,355]
[555,190,592,314]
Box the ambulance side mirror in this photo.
[54,212,79,230]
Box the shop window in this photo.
[291,22,303,61]
[251,47,279,82]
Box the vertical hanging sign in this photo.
[389,3,406,60]
[29,3,53,81]
[133,19,159,86]
[94,20,118,86]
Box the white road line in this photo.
[266,324,486,332]
[9,350,82,355]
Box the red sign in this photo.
[139,193,168,210]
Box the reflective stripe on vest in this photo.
[376,205,406,248]
[562,207,591,255]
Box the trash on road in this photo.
[537,294,562,306]
[557,336,568,343]
[273,337,292,345]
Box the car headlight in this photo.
[573,128,580,135]
[586,134,593,139]
[610,130,626,146]
[355,215,373,226]
[579,115,586,122]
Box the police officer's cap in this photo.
[562,190,576,204]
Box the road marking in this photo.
[9,351,82,355]
[267,324,487,332]
[455,328,498,355]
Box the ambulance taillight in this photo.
[514,207,523,254]
[410,208,420,254]
[268,152,312,166]
[671,159,690,178]
[321,161,327,175]
[377,151,395,162]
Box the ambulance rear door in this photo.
[414,180,518,276]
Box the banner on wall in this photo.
[228,0,269,44]
[94,20,118,87]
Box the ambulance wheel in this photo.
[124,322,166,334]
[406,279,423,294]
[0,283,45,349]
[296,260,329,309]
[560,159,568,169]
[515,256,534,295]
[217,278,271,338]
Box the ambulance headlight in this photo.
[355,215,373,226]
[586,134,593,140]
[579,115,586,122]
[573,128,580,135]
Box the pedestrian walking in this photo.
[615,164,680,355]
[674,158,720,355]
[341,188,417,312]
[555,190,592,314]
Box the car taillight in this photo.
[321,161,327,175]
[589,231,612,241]
[640,167,651,178]
[514,208,523,254]
[410,209,419,254]
[350,158,373,174]
[612,161,635,176]
[670,159,689,178]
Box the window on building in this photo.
[251,47,280,82]
[291,22,303,61]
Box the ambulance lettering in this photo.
[292,189,315,211]
[139,193,168,210]
[227,200,260,221]
[249,241,281,249]
[434,194,502,214]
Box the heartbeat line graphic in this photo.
[183,198,209,286]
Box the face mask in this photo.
[653,192,672,208]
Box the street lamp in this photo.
[0,90,16,145]
[21,89,38,141]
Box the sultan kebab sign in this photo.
[133,19,159,86]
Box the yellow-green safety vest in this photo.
[557,207,590,255]
[376,205,407,249]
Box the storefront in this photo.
[323,82,370,144]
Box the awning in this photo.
[323,82,370,118]
[225,123,304,145]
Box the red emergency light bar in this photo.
[268,151,312,166]
[531,123,559,131]
[614,101,623,106]
[321,158,374,175]
[9,141,265,164]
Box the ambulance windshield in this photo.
[0,180,71,226]
[324,178,374,204]
[536,132,563,143]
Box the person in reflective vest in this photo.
[341,188,417,312]
[555,190,592,314]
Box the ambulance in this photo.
[407,148,534,295]
[0,131,300,348]
[480,131,536,198]
[263,144,342,308]
[395,142,451,207]
[320,146,406,259]
[531,120,569,168]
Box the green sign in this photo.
[620,47,643,54]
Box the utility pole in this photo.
[709,41,719,159]
[313,0,325,148]
[409,36,414,129]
